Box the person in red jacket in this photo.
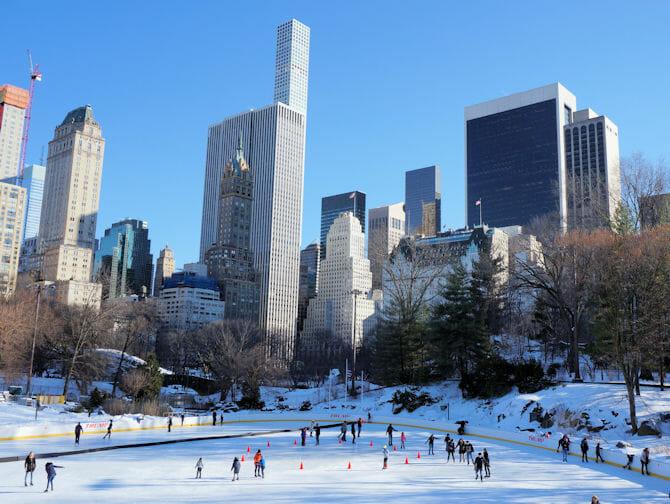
[253,450,262,477]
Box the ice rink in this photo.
[0,421,667,503]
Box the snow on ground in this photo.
[0,422,667,503]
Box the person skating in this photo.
[315,422,321,445]
[253,450,262,477]
[259,454,266,478]
[458,439,465,462]
[220,412,223,425]
[357,417,362,437]
[386,424,397,446]
[43,462,63,492]
[446,439,456,462]
[367,412,371,423]
[595,442,604,463]
[24,451,36,486]
[640,447,650,475]
[623,453,634,470]
[483,448,491,477]
[212,410,217,426]
[426,434,435,455]
[557,435,569,462]
[591,496,600,504]
[74,422,83,445]
[444,434,451,454]
[168,416,172,433]
[231,457,241,481]
[181,413,185,426]
[400,432,406,450]
[580,438,589,462]
[340,422,347,442]
[382,445,390,470]
[351,422,356,444]
[301,427,307,446]
[195,457,203,479]
[102,419,113,440]
[465,441,475,464]
[310,420,314,437]
[474,452,484,481]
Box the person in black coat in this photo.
[580,438,589,462]
[595,442,604,463]
[102,420,113,439]
[483,448,491,477]
[474,453,484,481]
[24,451,36,486]
[315,423,321,445]
[351,422,356,444]
[168,416,172,433]
[212,410,217,426]
[74,422,83,445]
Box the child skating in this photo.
[195,457,203,478]
[231,457,241,481]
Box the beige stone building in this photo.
[37,105,104,307]
[368,202,405,291]
[0,182,26,296]
[153,243,175,297]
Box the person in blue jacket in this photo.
[259,455,266,479]
[44,462,64,492]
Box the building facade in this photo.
[297,241,320,334]
[301,213,376,355]
[199,20,310,361]
[0,182,26,296]
[320,191,365,262]
[368,202,405,290]
[20,164,45,239]
[153,243,175,297]
[204,136,260,321]
[465,83,576,229]
[0,84,28,182]
[274,19,310,114]
[94,218,153,299]
[564,109,620,229]
[640,193,670,229]
[157,271,225,331]
[405,166,441,236]
[37,105,104,306]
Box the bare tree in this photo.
[619,153,668,230]
[120,368,151,399]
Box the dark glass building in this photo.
[465,83,576,229]
[93,218,153,299]
[320,191,365,261]
[297,241,320,334]
[405,165,441,236]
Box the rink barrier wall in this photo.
[1,411,668,481]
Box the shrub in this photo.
[87,387,109,408]
[546,363,561,378]
[237,369,265,410]
[515,359,551,393]
[391,389,437,414]
[460,356,552,399]
[299,400,312,411]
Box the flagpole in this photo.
[479,198,482,227]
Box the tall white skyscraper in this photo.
[38,105,104,306]
[0,84,28,182]
[199,20,310,361]
[274,19,310,114]
[20,164,46,239]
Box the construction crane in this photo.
[18,50,42,183]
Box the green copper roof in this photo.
[60,104,97,126]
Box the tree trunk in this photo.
[112,336,130,398]
[660,356,665,392]
[62,353,78,397]
[635,373,641,396]
[625,380,638,434]
[572,314,581,381]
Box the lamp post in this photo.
[26,282,53,396]
[350,289,365,395]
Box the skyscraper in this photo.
[297,241,320,334]
[320,191,366,262]
[94,218,153,299]
[38,105,104,306]
[274,19,310,114]
[0,182,26,296]
[20,164,46,239]
[0,84,28,182]
[301,213,375,356]
[204,136,260,320]
[368,203,405,290]
[154,244,175,297]
[564,109,620,229]
[405,166,441,236]
[199,20,310,361]
[465,83,576,229]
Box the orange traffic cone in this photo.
[241,454,245,462]
[294,439,297,445]
[405,456,409,464]
[300,461,304,470]
[393,445,397,451]
[417,451,421,459]
[267,441,270,447]
[247,446,250,453]
[347,461,351,470]
[369,441,373,447]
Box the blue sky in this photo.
[3,1,669,267]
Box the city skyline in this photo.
[2,2,669,267]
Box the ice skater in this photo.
[340,422,347,442]
[426,434,435,455]
[351,422,356,444]
[623,453,634,470]
[195,457,203,478]
[315,422,321,445]
[181,413,185,426]
[310,420,314,437]
[483,448,491,477]
[595,442,604,463]
[212,410,217,426]
[102,419,113,439]
[231,457,241,481]
[386,424,397,446]
[24,451,36,486]
[474,453,484,481]
[357,417,362,437]
[458,439,465,462]
[641,447,650,475]
[446,439,456,462]
[465,441,474,464]
[301,427,307,446]
[168,416,172,433]
[580,438,589,462]
[400,432,406,450]
[43,462,63,492]
[382,445,390,470]
[254,450,262,477]
[74,422,83,445]
[557,435,569,462]
[259,454,266,478]
[591,496,600,504]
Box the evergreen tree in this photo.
[137,353,163,400]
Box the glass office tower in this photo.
[405,166,441,236]
[320,191,366,261]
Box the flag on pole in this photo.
[349,192,356,199]
[475,199,481,206]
